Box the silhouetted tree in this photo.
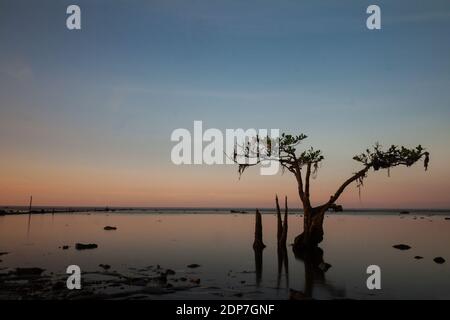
[234,133,430,253]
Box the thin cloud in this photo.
[386,11,450,24]
[0,59,33,82]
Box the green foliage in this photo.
[234,132,430,209]
[235,132,325,178]
[278,133,308,154]
[235,133,430,192]
[353,143,429,171]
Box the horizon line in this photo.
[1,205,450,211]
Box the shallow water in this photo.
[0,211,449,299]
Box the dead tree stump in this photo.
[253,209,266,250]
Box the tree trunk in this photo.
[293,206,326,253]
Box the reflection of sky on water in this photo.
[1,212,449,299]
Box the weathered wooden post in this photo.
[253,209,266,250]
[28,195,33,213]
[276,196,289,289]
[276,195,288,247]
[280,196,288,247]
[275,195,282,243]
[253,209,265,286]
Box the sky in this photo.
[0,0,449,208]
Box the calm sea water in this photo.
[1,211,449,299]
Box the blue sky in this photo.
[1,0,449,207]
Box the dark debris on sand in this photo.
[0,264,202,300]
[433,257,446,264]
[75,243,98,250]
[393,244,411,250]
[15,267,45,276]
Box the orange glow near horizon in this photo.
[1,1,450,210]
[1,148,449,209]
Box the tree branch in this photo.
[325,166,370,207]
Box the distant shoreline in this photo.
[1,207,450,216]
